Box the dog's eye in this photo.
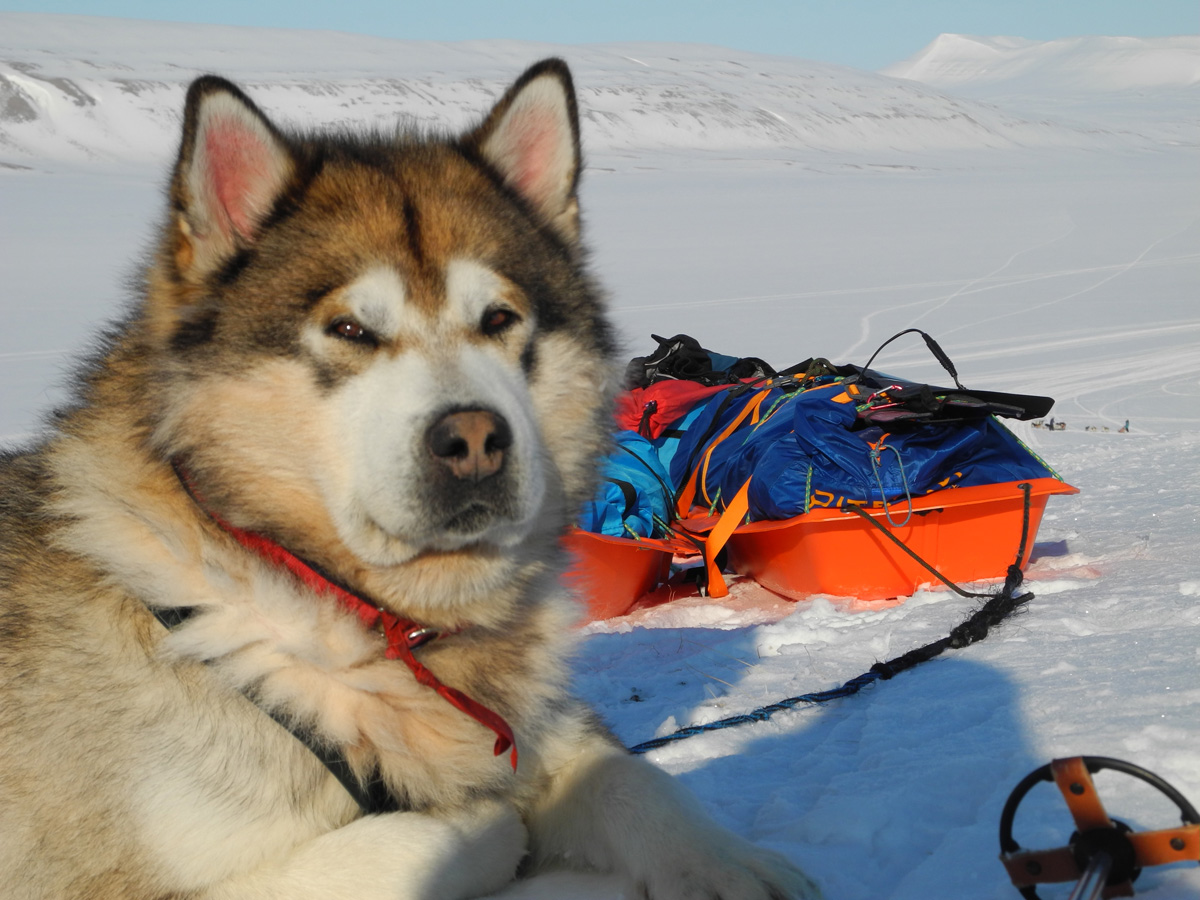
[481,307,520,337]
[327,318,378,347]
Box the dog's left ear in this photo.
[465,59,582,246]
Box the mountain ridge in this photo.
[6,13,1191,169]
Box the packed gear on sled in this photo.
[624,333,776,388]
[577,431,673,539]
[569,330,1077,619]
[613,379,729,439]
[667,378,1057,523]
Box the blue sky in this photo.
[8,1,1197,70]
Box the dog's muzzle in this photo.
[423,407,521,536]
[426,408,513,482]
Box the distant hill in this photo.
[2,13,1182,169]
[883,33,1200,93]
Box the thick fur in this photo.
[0,61,820,900]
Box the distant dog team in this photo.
[0,59,820,899]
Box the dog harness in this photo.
[155,461,518,813]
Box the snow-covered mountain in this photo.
[884,33,1200,92]
[2,13,1187,169]
[883,33,1200,141]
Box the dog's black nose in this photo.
[427,409,512,482]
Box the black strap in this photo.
[605,478,638,520]
[847,507,993,601]
[777,357,848,382]
[148,605,401,815]
[149,606,196,630]
[260,707,402,814]
[637,399,658,437]
[846,482,1033,603]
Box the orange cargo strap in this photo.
[699,477,752,599]
[1000,828,1200,897]
[675,388,771,518]
[1053,756,1136,897]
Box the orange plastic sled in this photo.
[564,477,1078,618]
[562,529,675,620]
[726,477,1079,603]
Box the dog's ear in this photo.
[170,76,295,278]
[464,59,582,246]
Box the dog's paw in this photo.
[433,799,529,897]
[632,834,821,900]
[205,802,526,900]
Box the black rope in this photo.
[854,508,993,600]
[860,328,966,391]
[629,483,1034,754]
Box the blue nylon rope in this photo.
[629,671,883,754]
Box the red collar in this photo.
[172,461,517,770]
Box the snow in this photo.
[2,14,1198,898]
[574,431,1200,899]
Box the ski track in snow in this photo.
[843,248,1200,375]
[842,218,1080,361]
[936,219,1200,339]
[905,217,1079,328]
[606,255,1194,319]
[2,17,1199,900]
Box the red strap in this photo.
[386,632,516,768]
[223,524,517,769]
[175,465,517,770]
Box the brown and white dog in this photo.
[0,60,820,900]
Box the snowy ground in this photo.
[573,427,1200,899]
[2,15,1198,899]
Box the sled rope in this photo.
[844,481,1032,603]
[629,484,1033,754]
